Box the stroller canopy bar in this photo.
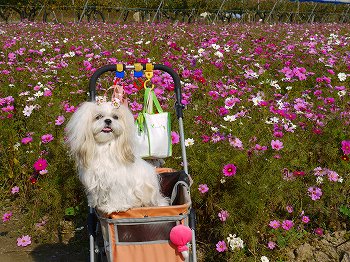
[88,63,184,118]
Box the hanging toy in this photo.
[169,224,192,259]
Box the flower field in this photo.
[0,21,350,261]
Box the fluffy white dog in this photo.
[66,101,169,214]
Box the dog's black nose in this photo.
[104,119,112,125]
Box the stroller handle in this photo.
[88,64,184,118]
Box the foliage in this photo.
[0,21,349,261]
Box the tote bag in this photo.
[136,88,172,159]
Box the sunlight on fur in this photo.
[66,102,169,214]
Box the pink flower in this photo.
[341,140,350,155]
[254,144,268,151]
[271,140,284,151]
[282,220,294,231]
[314,228,324,236]
[269,220,280,229]
[267,241,276,250]
[11,186,19,194]
[286,205,293,213]
[327,171,339,182]
[229,137,244,149]
[2,211,12,222]
[33,158,48,171]
[55,115,65,126]
[41,134,54,144]
[43,89,52,97]
[17,235,31,247]
[171,131,180,144]
[218,210,229,222]
[198,184,209,194]
[301,216,310,224]
[308,186,322,201]
[21,136,33,144]
[216,240,227,252]
[222,164,237,177]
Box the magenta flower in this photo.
[17,235,31,247]
[308,186,323,201]
[216,240,227,252]
[198,184,209,194]
[314,228,324,236]
[33,158,48,171]
[41,134,54,144]
[301,216,310,224]
[2,211,12,222]
[171,131,180,144]
[222,164,237,177]
[269,220,280,229]
[11,186,19,194]
[267,241,276,250]
[55,115,65,125]
[281,220,294,231]
[218,210,229,222]
[21,136,33,145]
[341,140,350,155]
[254,144,268,151]
[271,140,284,151]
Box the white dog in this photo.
[66,101,169,214]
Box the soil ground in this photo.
[0,208,89,262]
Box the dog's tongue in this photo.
[102,127,112,133]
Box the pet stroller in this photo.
[86,63,197,262]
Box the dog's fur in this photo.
[66,101,168,214]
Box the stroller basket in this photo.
[98,170,191,262]
[87,64,197,262]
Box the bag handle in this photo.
[143,88,163,114]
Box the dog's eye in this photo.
[95,114,103,120]
[112,115,118,120]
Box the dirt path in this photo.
[0,213,88,262]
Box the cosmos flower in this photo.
[222,164,237,177]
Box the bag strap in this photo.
[143,88,163,114]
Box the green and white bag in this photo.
[136,88,172,159]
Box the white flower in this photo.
[338,90,346,97]
[211,127,219,132]
[227,234,244,250]
[198,48,205,55]
[252,95,263,106]
[316,176,324,185]
[211,44,220,50]
[184,138,194,147]
[34,91,44,97]
[223,115,237,122]
[286,86,293,90]
[338,177,344,183]
[69,51,75,57]
[23,105,35,117]
[145,41,151,45]
[338,72,347,82]
[220,178,226,184]
[214,51,223,58]
[261,256,269,262]
[13,142,21,150]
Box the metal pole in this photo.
[152,0,164,23]
[214,0,227,22]
[79,0,89,22]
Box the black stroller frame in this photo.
[87,63,197,262]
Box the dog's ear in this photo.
[66,102,96,169]
[114,105,135,164]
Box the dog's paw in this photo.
[158,197,170,207]
[98,205,130,214]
